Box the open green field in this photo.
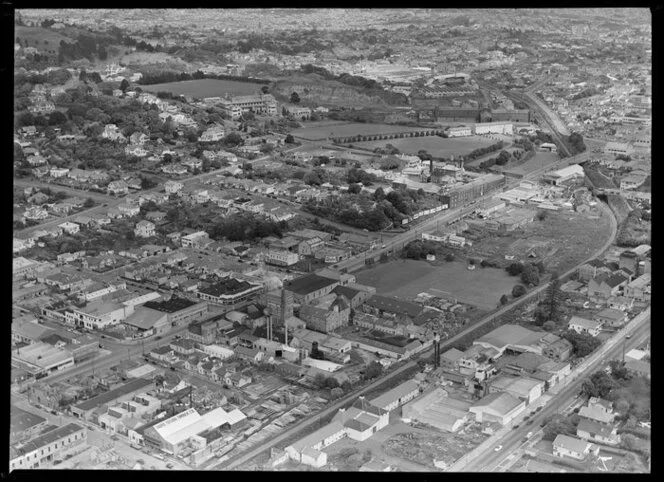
[355,259,514,310]
[15,26,73,47]
[140,78,265,98]
[353,135,495,158]
[290,122,426,141]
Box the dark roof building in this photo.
[284,274,338,296]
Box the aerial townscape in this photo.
[10,8,651,474]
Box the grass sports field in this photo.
[353,135,496,157]
[291,122,425,141]
[355,259,514,310]
[141,78,265,98]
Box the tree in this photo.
[261,85,269,94]
[500,294,509,305]
[313,373,327,389]
[506,262,524,276]
[609,360,630,381]
[521,264,540,286]
[373,187,386,201]
[120,78,130,93]
[48,111,67,125]
[543,320,557,332]
[284,134,295,144]
[223,132,244,147]
[17,112,35,127]
[83,198,95,208]
[259,143,274,154]
[363,361,382,380]
[543,273,564,322]
[445,253,455,262]
[563,331,602,358]
[330,387,344,399]
[325,377,339,389]
[348,183,362,194]
[512,284,526,297]
[290,91,300,104]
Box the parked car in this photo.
[494,445,503,452]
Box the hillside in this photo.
[271,73,408,109]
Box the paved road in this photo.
[220,359,418,470]
[522,91,571,137]
[41,324,189,385]
[466,309,650,472]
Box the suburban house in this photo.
[579,398,615,426]
[101,124,126,142]
[108,180,129,196]
[553,434,600,461]
[576,418,620,446]
[577,259,612,282]
[587,273,629,299]
[58,221,80,235]
[624,273,651,302]
[134,220,156,238]
[567,316,603,337]
[164,180,184,194]
[592,308,628,328]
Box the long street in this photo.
[463,310,650,472]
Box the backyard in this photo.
[140,78,265,98]
[355,259,515,310]
[353,135,496,158]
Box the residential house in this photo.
[164,180,184,194]
[553,434,600,461]
[107,180,129,196]
[118,203,141,217]
[592,308,628,328]
[579,398,615,425]
[440,348,465,372]
[576,418,620,446]
[58,222,80,235]
[577,259,612,282]
[134,220,156,238]
[624,273,651,302]
[199,125,225,142]
[587,273,629,299]
[567,316,603,337]
[129,132,149,145]
[101,124,126,142]
[542,338,574,362]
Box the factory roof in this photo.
[475,324,543,350]
[284,274,338,296]
[123,307,166,330]
[364,294,423,318]
[14,423,85,455]
[73,378,152,412]
[10,406,46,435]
[370,380,420,410]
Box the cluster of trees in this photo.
[581,366,650,422]
[571,87,601,101]
[561,329,602,357]
[236,32,328,56]
[362,361,383,381]
[479,150,512,169]
[302,195,392,232]
[206,212,285,242]
[567,132,587,155]
[58,35,110,62]
[347,167,379,186]
[138,69,270,86]
[465,141,504,161]
[505,261,544,286]
[402,240,440,260]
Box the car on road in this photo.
[166,463,174,469]
[494,445,503,452]
[625,335,631,339]
[526,432,533,439]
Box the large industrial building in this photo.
[216,93,278,119]
[439,174,506,208]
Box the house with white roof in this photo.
[58,221,80,235]
[553,434,600,461]
[567,316,603,337]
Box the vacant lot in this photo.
[141,78,264,98]
[353,135,495,158]
[290,122,425,141]
[355,259,514,310]
[499,151,560,175]
[466,207,613,274]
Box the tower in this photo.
[433,332,441,368]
